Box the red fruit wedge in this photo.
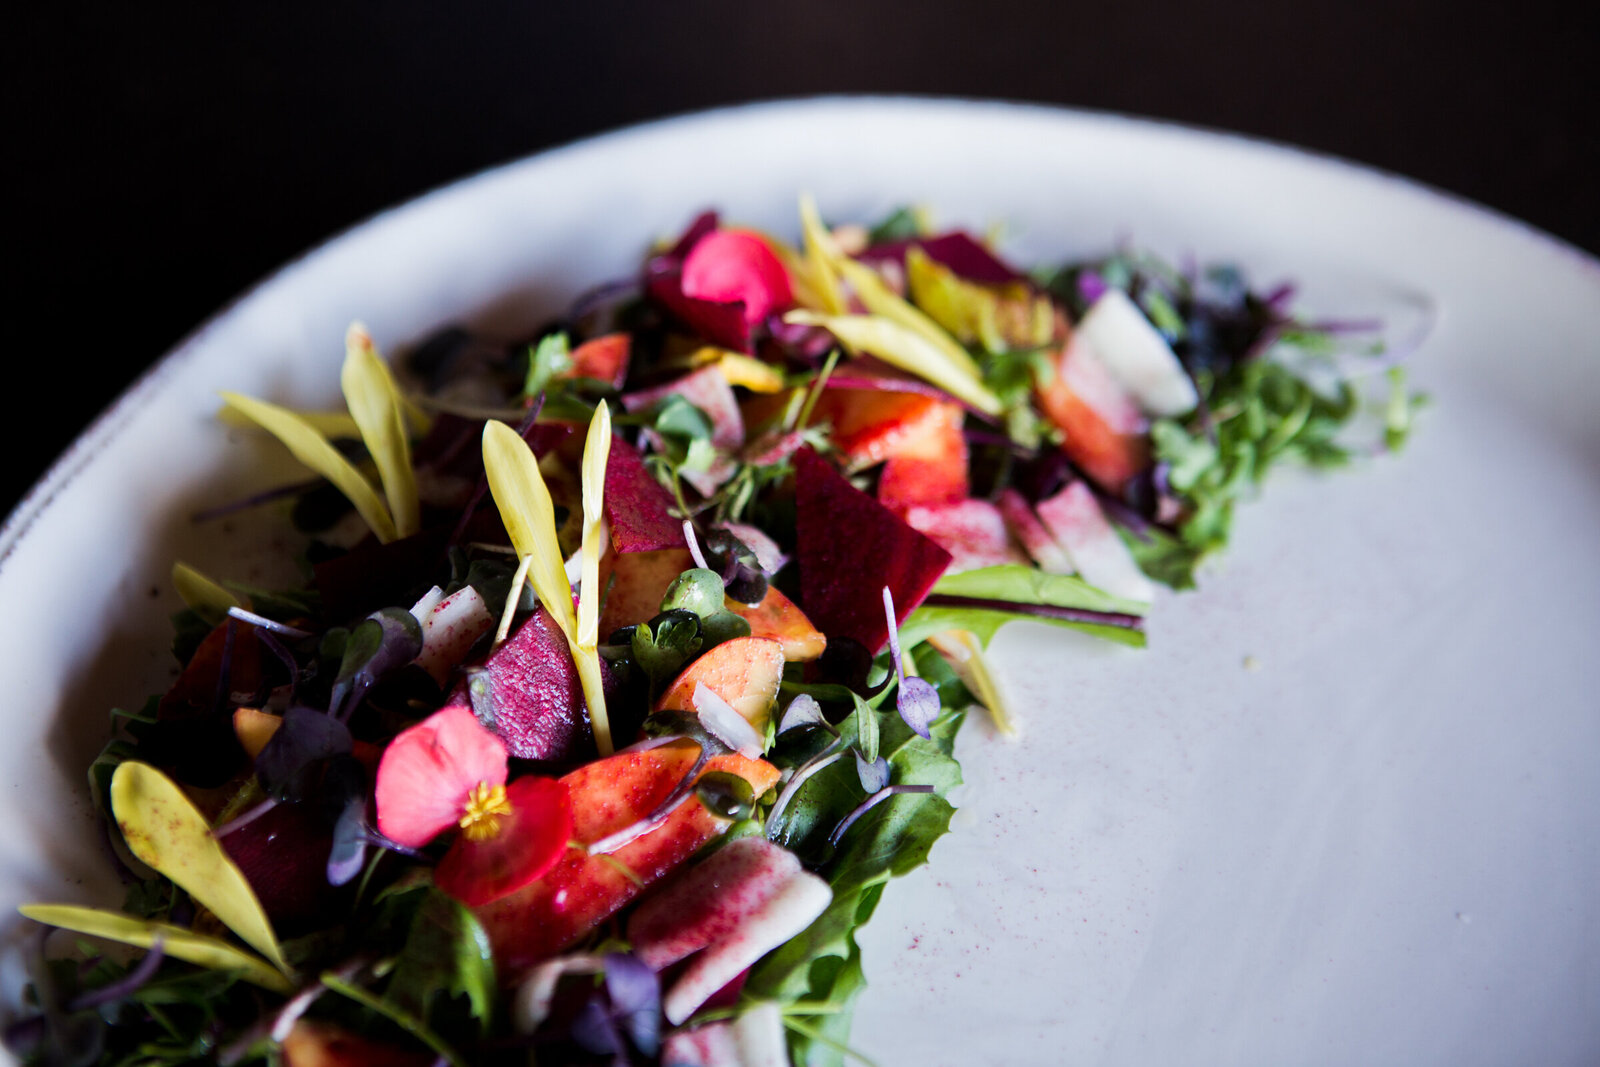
[472,744,781,974]
[604,434,686,555]
[561,333,631,390]
[725,586,826,663]
[794,446,951,653]
[435,775,574,907]
[597,547,695,639]
[466,604,593,762]
[903,498,1026,573]
[877,400,968,512]
[806,388,947,467]
[655,636,786,731]
[1034,336,1149,494]
[681,229,794,326]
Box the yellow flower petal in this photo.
[17,905,292,993]
[220,391,397,543]
[171,561,242,621]
[109,761,290,975]
[783,311,1003,417]
[342,323,421,539]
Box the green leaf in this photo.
[522,331,573,400]
[850,694,879,765]
[107,762,290,975]
[17,906,291,993]
[900,564,1149,650]
[385,890,496,1035]
[865,205,925,245]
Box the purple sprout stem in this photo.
[828,785,936,848]
[920,594,1145,631]
[191,477,325,523]
[210,796,280,840]
[587,746,711,856]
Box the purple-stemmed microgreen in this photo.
[854,751,890,794]
[777,693,827,735]
[882,586,939,739]
[682,518,710,570]
[828,785,936,849]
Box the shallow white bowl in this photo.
[2,97,1596,1066]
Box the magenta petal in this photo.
[374,705,508,848]
[681,230,794,326]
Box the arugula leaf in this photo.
[521,332,572,401]
[384,890,496,1035]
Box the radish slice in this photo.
[413,585,494,686]
[681,230,794,326]
[694,682,766,760]
[408,585,445,623]
[662,868,832,1024]
[1035,482,1155,603]
[660,1023,740,1067]
[1076,289,1198,417]
[732,1002,788,1067]
[997,489,1075,574]
[628,836,801,969]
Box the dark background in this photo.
[8,2,1595,516]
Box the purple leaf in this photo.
[897,677,939,740]
[255,707,352,802]
[854,752,890,794]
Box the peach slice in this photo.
[1034,335,1149,494]
[655,636,785,733]
[877,399,968,512]
[597,547,695,639]
[725,586,826,663]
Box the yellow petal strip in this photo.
[171,561,242,620]
[798,193,847,315]
[220,391,397,543]
[17,905,292,993]
[576,402,614,754]
[342,323,421,539]
[906,247,1053,353]
[784,311,1003,417]
[217,406,362,440]
[689,348,786,393]
[832,254,984,380]
[926,630,1017,738]
[483,419,614,756]
[109,761,291,975]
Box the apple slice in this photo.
[655,636,786,733]
[597,547,695,639]
[1034,335,1150,494]
[628,836,802,969]
[997,489,1075,574]
[472,744,780,973]
[725,586,825,662]
[794,446,951,653]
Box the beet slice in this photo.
[644,258,751,353]
[465,605,595,762]
[858,231,1024,285]
[793,446,951,653]
[604,435,686,554]
[221,800,352,936]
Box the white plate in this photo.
[1,98,1596,1066]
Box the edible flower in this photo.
[374,705,573,906]
[680,229,795,326]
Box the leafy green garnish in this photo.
[901,564,1149,649]
[384,890,496,1035]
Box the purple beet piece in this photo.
[666,210,719,261]
[644,259,751,353]
[465,604,596,762]
[315,527,450,623]
[858,231,1024,285]
[605,435,686,554]
[823,357,966,402]
[221,801,352,936]
[793,446,951,653]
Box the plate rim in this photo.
[3,92,1596,571]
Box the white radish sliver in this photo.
[1035,482,1156,603]
[694,681,765,759]
[732,1002,789,1067]
[413,585,495,686]
[1077,288,1198,417]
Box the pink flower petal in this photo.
[681,230,794,327]
[374,704,508,849]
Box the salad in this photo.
[4,196,1420,1066]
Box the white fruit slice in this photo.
[997,489,1075,574]
[413,585,494,686]
[904,498,1027,573]
[1076,288,1198,417]
[629,837,802,970]
[1035,482,1156,603]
